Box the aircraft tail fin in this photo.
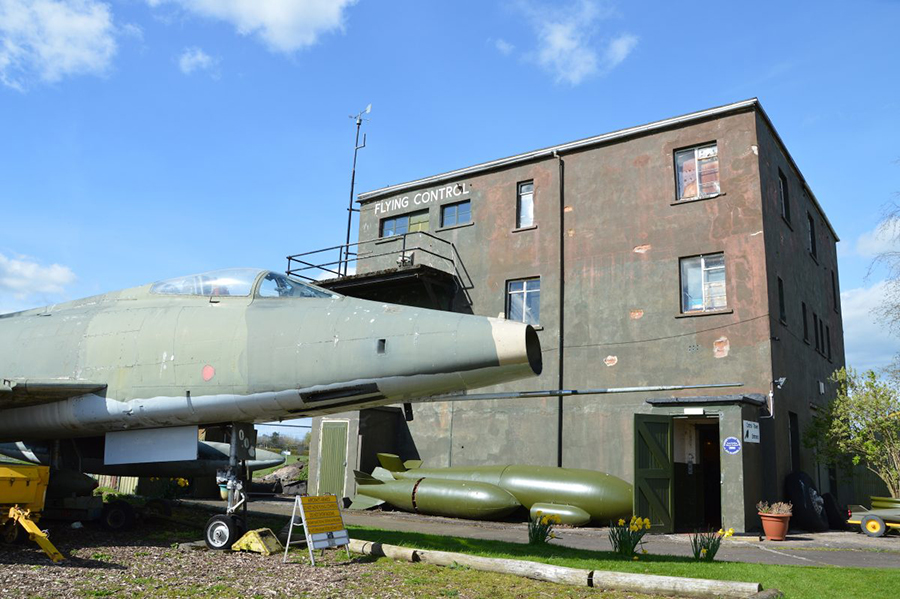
[403,459,423,470]
[353,470,384,485]
[371,467,395,482]
[349,494,384,510]
[376,453,407,472]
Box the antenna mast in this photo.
[342,104,371,277]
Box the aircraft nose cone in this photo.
[489,319,542,376]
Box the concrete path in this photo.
[188,497,900,569]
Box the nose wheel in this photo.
[204,514,246,550]
[205,422,253,550]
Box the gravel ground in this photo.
[0,509,658,599]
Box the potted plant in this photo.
[757,501,792,541]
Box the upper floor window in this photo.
[381,209,429,238]
[441,200,471,228]
[675,143,719,201]
[778,170,791,223]
[517,181,534,228]
[831,270,839,312]
[680,253,726,313]
[807,212,818,259]
[778,277,787,323]
[802,302,809,342]
[506,277,540,325]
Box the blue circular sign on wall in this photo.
[723,436,741,455]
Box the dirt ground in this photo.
[0,509,659,599]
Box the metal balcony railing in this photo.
[286,231,473,290]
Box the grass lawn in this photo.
[347,526,900,599]
[253,453,308,480]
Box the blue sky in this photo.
[1,0,899,437]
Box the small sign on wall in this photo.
[743,420,760,444]
[723,436,741,455]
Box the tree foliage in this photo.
[805,368,900,498]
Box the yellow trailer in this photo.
[0,464,64,562]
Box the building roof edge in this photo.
[358,98,759,203]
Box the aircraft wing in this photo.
[0,378,107,409]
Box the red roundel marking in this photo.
[202,365,215,382]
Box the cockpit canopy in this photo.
[150,268,335,299]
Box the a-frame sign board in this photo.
[283,494,351,565]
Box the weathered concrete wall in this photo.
[754,112,847,502]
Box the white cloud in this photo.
[0,253,76,314]
[147,0,357,54]
[494,38,514,56]
[856,218,900,257]
[178,46,216,75]
[0,0,117,90]
[841,281,900,371]
[518,0,637,85]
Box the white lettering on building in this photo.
[373,182,471,216]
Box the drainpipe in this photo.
[554,150,565,467]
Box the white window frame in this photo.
[516,181,534,228]
[506,277,540,325]
[674,143,720,201]
[680,253,727,313]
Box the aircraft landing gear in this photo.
[204,423,253,550]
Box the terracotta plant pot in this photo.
[759,513,791,541]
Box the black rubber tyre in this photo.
[101,500,136,531]
[1,521,27,545]
[205,515,238,550]
[861,514,887,538]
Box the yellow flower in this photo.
[553,515,561,523]
[717,529,724,536]
[618,519,625,526]
[700,548,707,556]
[541,516,549,525]
[641,549,648,554]
[643,518,651,528]
[536,510,543,516]
[633,556,639,561]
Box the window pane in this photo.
[457,202,471,224]
[395,217,409,235]
[525,279,540,291]
[681,256,703,312]
[381,218,395,237]
[524,288,540,325]
[675,149,697,199]
[508,292,524,322]
[442,205,457,227]
[409,210,429,232]
[508,280,524,293]
[703,254,727,310]
[697,152,719,196]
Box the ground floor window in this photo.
[506,277,540,325]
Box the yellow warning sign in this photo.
[300,495,346,534]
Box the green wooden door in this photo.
[634,414,674,533]
[318,420,349,498]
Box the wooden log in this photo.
[589,570,761,598]
[349,539,419,562]
[348,539,763,598]
[415,547,590,587]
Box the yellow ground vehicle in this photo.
[0,464,64,562]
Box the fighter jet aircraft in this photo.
[0,267,543,547]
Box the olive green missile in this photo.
[353,471,520,520]
[350,453,632,526]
